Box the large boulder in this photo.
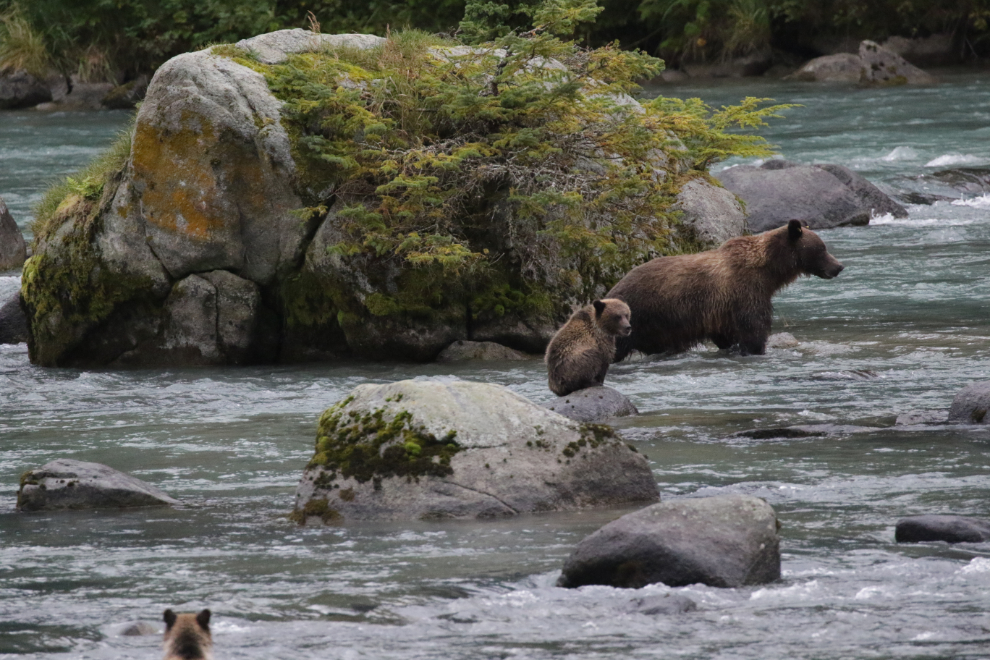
[21,30,713,367]
[947,382,990,425]
[672,178,746,248]
[543,386,638,423]
[859,40,937,86]
[291,379,659,523]
[557,495,781,589]
[0,69,52,109]
[17,459,179,511]
[0,196,27,271]
[435,340,531,362]
[895,515,990,543]
[716,160,907,232]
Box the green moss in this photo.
[563,423,620,458]
[289,498,343,525]
[307,398,462,485]
[32,119,135,243]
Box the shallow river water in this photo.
[2,73,990,659]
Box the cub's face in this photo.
[592,299,632,337]
[788,220,844,279]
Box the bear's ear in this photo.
[196,609,211,630]
[592,300,606,316]
[164,609,177,629]
[787,219,804,240]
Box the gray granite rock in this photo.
[435,340,531,362]
[120,622,160,636]
[293,379,659,523]
[766,332,799,349]
[544,386,638,423]
[557,495,781,589]
[786,53,863,83]
[17,459,179,511]
[0,292,28,344]
[0,196,27,271]
[895,411,947,426]
[859,40,937,86]
[716,161,906,232]
[0,69,52,109]
[673,178,747,248]
[236,29,385,65]
[895,515,990,543]
[948,381,990,425]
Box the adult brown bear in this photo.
[607,220,843,360]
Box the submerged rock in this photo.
[624,593,697,615]
[716,160,907,232]
[766,332,799,349]
[859,40,937,86]
[0,196,27,271]
[435,340,531,362]
[557,495,781,589]
[947,382,990,425]
[0,292,28,344]
[895,515,990,543]
[895,411,947,426]
[543,386,638,423]
[17,459,180,511]
[292,379,659,523]
[120,622,160,636]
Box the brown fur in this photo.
[163,609,212,660]
[607,220,843,359]
[545,298,632,396]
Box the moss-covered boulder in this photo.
[22,26,772,367]
[291,379,659,523]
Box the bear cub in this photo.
[163,609,213,660]
[545,298,632,396]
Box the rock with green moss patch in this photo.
[858,40,936,86]
[293,378,658,523]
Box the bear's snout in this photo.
[817,257,844,279]
[619,323,633,337]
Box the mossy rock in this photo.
[292,379,659,523]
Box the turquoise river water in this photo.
[1,72,989,659]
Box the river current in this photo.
[1,73,989,659]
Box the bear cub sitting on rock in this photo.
[545,299,632,396]
[608,220,843,359]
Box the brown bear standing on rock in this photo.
[607,220,843,360]
[546,299,632,396]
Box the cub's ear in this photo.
[196,609,211,630]
[164,609,177,629]
[592,300,606,316]
[787,219,804,240]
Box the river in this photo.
[1,72,989,659]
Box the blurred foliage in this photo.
[0,0,987,79]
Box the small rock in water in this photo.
[543,386,638,423]
[120,622,160,636]
[895,411,947,426]
[734,427,826,440]
[17,459,180,512]
[766,332,799,349]
[557,495,781,589]
[811,369,879,381]
[435,340,531,362]
[0,292,28,344]
[0,196,27,271]
[947,381,990,425]
[625,594,697,615]
[895,515,990,543]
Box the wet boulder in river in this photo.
[291,379,659,523]
[557,495,781,589]
[947,381,990,425]
[17,459,180,511]
[0,69,53,109]
[859,40,937,86]
[895,515,990,543]
[715,160,907,233]
[0,292,28,344]
[435,340,532,362]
